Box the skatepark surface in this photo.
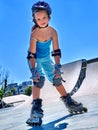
[0,58,98,130]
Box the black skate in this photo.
[26,99,43,126]
[61,94,88,114]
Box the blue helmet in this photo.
[31,1,52,16]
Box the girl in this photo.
[26,1,85,125]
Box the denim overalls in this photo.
[29,38,55,83]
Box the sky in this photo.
[0,0,98,84]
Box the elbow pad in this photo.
[27,52,36,59]
[51,49,61,58]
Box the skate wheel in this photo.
[68,110,76,114]
[33,118,42,126]
[79,107,88,113]
[26,117,42,126]
[68,107,88,114]
[83,107,88,112]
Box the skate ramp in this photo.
[3,94,31,104]
[0,58,98,130]
[62,59,98,96]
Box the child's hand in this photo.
[30,67,40,82]
[54,63,63,77]
[54,69,61,78]
[33,72,40,82]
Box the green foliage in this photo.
[5,88,16,97]
[0,79,8,98]
[11,88,16,94]
[25,86,32,96]
[7,91,12,96]
[0,89,4,99]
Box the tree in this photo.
[0,67,14,108]
[0,66,9,99]
[25,86,32,96]
[10,88,16,95]
[0,89,4,99]
[7,91,12,96]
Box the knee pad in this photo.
[53,77,62,86]
[33,76,45,88]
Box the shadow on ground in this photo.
[27,114,73,130]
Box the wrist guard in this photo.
[30,67,38,80]
[54,63,63,75]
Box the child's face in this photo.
[34,10,49,28]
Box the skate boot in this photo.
[61,94,87,114]
[26,98,43,126]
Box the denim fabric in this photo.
[28,56,55,83]
[36,56,55,83]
